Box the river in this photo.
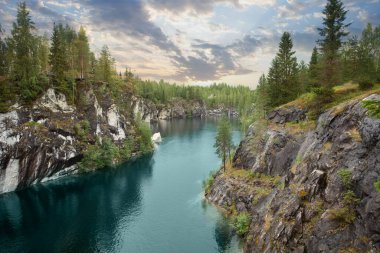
[0,119,242,253]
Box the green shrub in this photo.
[328,190,359,225]
[233,212,251,237]
[203,171,216,194]
[135,117,153,155]
[375,177,380,193]
[74,120,90,141]
[342,190,360,206]
[338,168,352,189]
[119,136,134,160]
[79,137,119,171]
[362,100,380,118]
[328,206,356,224]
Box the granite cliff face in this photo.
[132,96,239,122]
[206,94,380,252]
[0,84,138,194]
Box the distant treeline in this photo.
[255,0,380,118]
[134,79,254,111]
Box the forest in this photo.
[254,0,380,120]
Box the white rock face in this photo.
[151,132,162,143]
[107,104,126,140]
[133,97,153,122]
[0,111,20,149]
[38,88,74,113]
[94,96,103,135]
[1,159,19,193]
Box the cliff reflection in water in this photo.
[0,157,154,253]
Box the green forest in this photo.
[254,0,380,119]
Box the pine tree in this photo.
[255,74,270,117]
[0,24,8,76]
[95,45,114,83]
[308,47,319,88]
[214,118,232,171]
[9,2,42,101]
[267,32,299,107]
[50,23,68,89]
[298,60,309,93]
[75,26,90,79]
[318,0,350,88]
[37,35,49,75]
[10,2,39,83]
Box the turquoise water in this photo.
[0,119,242,253]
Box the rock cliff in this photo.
[206,94,380,252]
[0,84,138,194]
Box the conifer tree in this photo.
[10,2,39,83]
[308,47,319,88]
[95,45,114,83]
[0,24,7,76]
[318,0,350,88]
[267,32,299,107]
[50,23,68,89]
[9,2,42,101]
[214,118,232,171]
[75,26,90,79]
[37,35,49,75]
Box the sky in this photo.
[1,0,380,88]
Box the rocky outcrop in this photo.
[267,106,307,124]
[132,96,238,121]
[132,97,207,121]
[206,94,380,252]
[0,86,137,194]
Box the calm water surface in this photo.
[0,119,242,253]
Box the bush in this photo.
[79,137,119,171]
[233,212,251,237]
[328,206,356,224]
[375,177,380,193]
[328,190,359,225]
[135,117,153,155]
[74,120,90,141]
[338,168,352,189]
[203,171,216,194]
[119,137,134,160]
[362,100,380,118]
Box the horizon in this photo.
[1,0,379,88]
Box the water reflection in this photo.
[0,119,242,253]
[0,156,154,253]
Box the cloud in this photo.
[146,0,275,15]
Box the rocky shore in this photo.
[206,94,380,252]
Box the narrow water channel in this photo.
[0,119,242,253]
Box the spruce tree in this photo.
[95,45,114,83]
[214,118,232,171]
[50,23,68,89]
[318,0,350,88]
[0,24,8,76]
[10,2,39,81]
[37,35,49,75]
[308,47,319,88]
[75,26,90,79]
[10,2,41,100]
[267,32,299,107]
